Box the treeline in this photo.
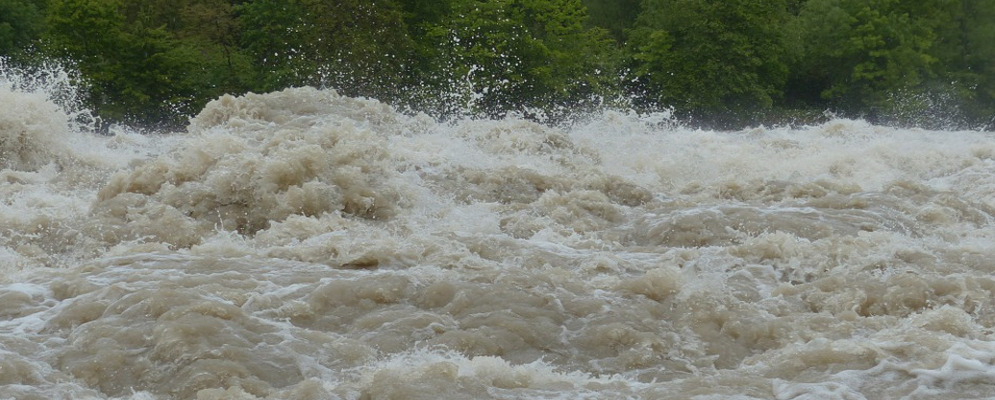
[2,0,994,129]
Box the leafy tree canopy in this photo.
[1,0,992,129]
[627,0,791,125]
[421,0,617,117]
[0,0,46,55]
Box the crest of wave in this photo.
[91,87,410,248]
[0,58,98,171]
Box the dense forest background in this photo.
[2,0,994,129]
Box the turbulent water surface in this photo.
[2,77,995,399]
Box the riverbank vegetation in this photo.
[2,0,994,129]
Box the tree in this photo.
[627,0,791,125]
[233,0,309,91]
[927,0,995,126]
[421,0,617,118]
[963,0,995,125]
[785,0,938,117]
[298,0,414,99]
[176,0,252,97]
[0,0,46,56]
[581,0,641,43]
[43,0,230,125]
[235,0,415,100]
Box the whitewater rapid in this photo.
[2,82,995,399]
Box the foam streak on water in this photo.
[2,84,995,399]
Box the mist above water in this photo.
[2,67,995,399]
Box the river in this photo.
[2,77,995,399]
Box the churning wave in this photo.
[2,70,995,399]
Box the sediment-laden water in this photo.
[2,79,995,399]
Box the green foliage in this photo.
[0,0,992,128]
[421,0,618,117]
[787,0,937,113]
[176,0,252,97]
[628,0,791,124]
[944,0,995,125]
[234,0,310,91]
[581,0,640,43]
[298,0,414,98]
[43,0,241,125]
[0,0,46,56]
[235,0,415,100]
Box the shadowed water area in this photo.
[2,80,995,399]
